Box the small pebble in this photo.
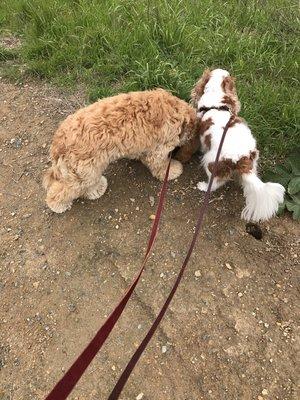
[225,262,232,270]
[68,303,76,312]
[149,214,155,220]
[238,292,243,297]
[136,393,144,400]
[194,270,201,277]
[149,196,155,206]
[161,345,167,354]
[10,137,22,148]
[262,389,268,395]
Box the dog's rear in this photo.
[207,152,285,221]
[240,171,285,221]
[43,161,62,191]
[43,153,78,213]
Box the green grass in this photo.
[0,46,18,61]
[0,0,299,158]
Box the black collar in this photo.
[198,105,230,115]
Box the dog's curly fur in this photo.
[43,89,197,213]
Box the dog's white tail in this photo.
[240,172,285,222]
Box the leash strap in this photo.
[108,115,234,399]
[45,160,171,400]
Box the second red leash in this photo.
[108,115,235,399]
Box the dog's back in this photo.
[50,89,195,162]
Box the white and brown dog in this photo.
[178,68,285,222]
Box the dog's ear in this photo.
[221,75,241,115]
[190,69,211,107]
[222,76,236,94]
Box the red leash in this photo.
[45,114,233,400]
[107,115,234,399]
[45,160,171,400]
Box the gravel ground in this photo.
[0,79,299,400]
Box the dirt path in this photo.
[0,79,299,400]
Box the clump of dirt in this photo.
[0,79,299,400]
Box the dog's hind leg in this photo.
[140,146,183,181]
[197,165,228,192]
[45,159,108,212]
[44,159,83,213]
[45,178,82,213]
[197,178,226,192]
[83,176,108,200]
[79,160,108,201]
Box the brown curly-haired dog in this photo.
[43,89,197,213]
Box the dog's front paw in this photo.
[197,181,208,192]
[168,159,183,180]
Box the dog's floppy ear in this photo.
[222,76,236,94]
[221,75,241,115]
[190,69,211,107]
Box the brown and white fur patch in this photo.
[194,68,285,222]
